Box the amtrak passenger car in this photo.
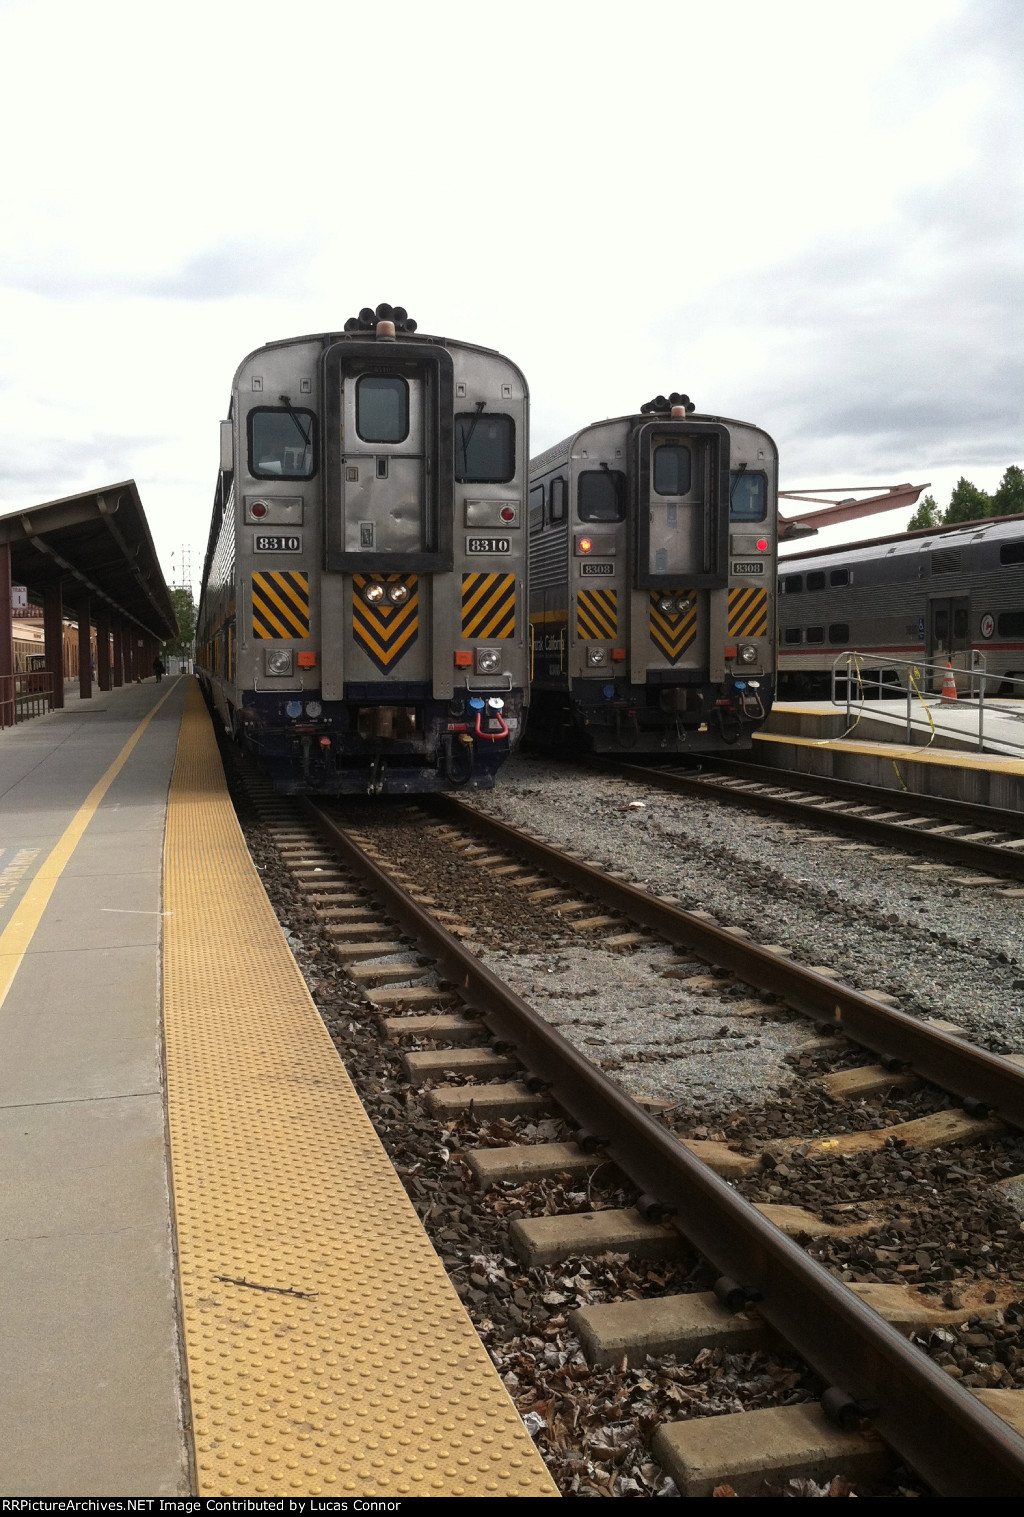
[197,306,529,792]
[528,395,777,752]
[778,514,1024,695]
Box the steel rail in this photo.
[588,758,1024,880]
[432,794,1024,1126]
[709,755,1023,830]
[305,797,1024,1496]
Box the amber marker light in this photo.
[454,650,473,667]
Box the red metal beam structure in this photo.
[0,483,176,719]
[778,483,930,541]
[0,543,13,727]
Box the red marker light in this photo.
[756,538,768,552]
[578,537,593,554]
[251,501,269,519]
[500,506,516,522]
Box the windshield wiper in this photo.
[279,394,312,447]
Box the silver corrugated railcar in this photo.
[528,393,778,752]
[197,305,529,793]
[777,514,1024,694]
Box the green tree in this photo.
[943,476,992,525]
[907,493,942,530]
[164,586,196,661]
[993,464,1024,517]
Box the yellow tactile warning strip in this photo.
[754,729,1024,774]
[163,681,558,1498]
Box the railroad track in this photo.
[226,764,1024,1496]
[591,757,1024,887]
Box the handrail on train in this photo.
[830,650,1024,752]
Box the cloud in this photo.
[0,240,313,303]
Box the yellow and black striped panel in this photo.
[353,575,419,672]
[462,573,516,639]
[728,586,768,638]
[649,590,697,664]
[252,572,310,640]
[576,588,617,641]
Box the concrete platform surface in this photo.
[0,676,191,1496]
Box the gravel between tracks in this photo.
[462,756,1024,1067]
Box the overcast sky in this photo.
[0,0,1020,588]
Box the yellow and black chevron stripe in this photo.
[352,575,419,672]
[252,571,309,639]
[728,586,768,638]
[462,573,516,639]
[649,590,697,664]
[576,588,617,641]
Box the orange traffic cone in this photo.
[940,660,958,704]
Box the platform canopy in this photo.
[0,480,177,640]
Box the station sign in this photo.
[11,584,27,611]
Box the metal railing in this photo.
[831,651,1024,752]
[0,671,54,729]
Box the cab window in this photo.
[654,445,691,496]
[454,413,515,482]
[550,476,567,523]
[730,471,767,521]
[578,470,625,522]
[529,485,545,534]
[249,407,316,479]
[356,375,409,443]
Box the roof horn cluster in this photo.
[640,392,696,415]
[343,303,417,334]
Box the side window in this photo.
[806,571,827,591]
[783,575,803,594]
[454,413,515,482]
[730,470,767,522]
[805,626,825,644]
[998,612,1024,636]
[578,470,625,522]
[783,628,803,644]
[356,375,409,443]
[550,476,567,524]
[829,623,850,644]
[830,568,850,586]
[529,484,545,534]
[654,445,692,496]
[248,407,317,479]
[1000,542,1024,566]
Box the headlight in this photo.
[265,648,294,676]
[475,647,501,674]
[363,582,385,604]
[676,597,692,614]
[656,595,675,614]
[387,583,410,605]
[738,644,758,664]
[587,646,608,666]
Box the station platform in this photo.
[0,677,555,1498]
[756,702,1024,810]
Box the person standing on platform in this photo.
[152,655,165,683]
